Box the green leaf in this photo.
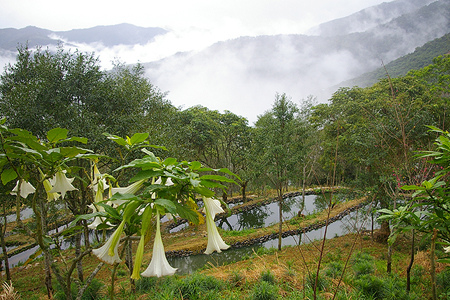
[130,169,163,183]
[130,132,149,145]
[154,198,177,214]
[63,136,88,144]
[1,168,18,185]
[103,133,127,146]
[190,161,202,170]
[194,186,214,197]
[60,146,92,158]
[47,128,68,143]
[175,202,199,224]
[200,174,237,184]
[163,157,177,166]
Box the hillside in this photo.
[338,33,450,89]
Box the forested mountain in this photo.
[307,0,436,36]
[338,33,450,89]
[0,23,168,51]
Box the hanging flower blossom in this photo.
[42,179,60,201]
[203,197,230,254]
[444,245,450,253]
[11,180,35,198]
[110,179,145,206]
[92,220,125,264]
[49,170,77,199]
[141,210,177,277]
[87,204,106,230]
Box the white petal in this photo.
[49,171,77,199]
[11,180,36,198]
[202,197,224,219]
[92,222,123,264]
[141,212,177,277]
[444,245,450,253]
[203,198,229,255]
[204,209,230,254]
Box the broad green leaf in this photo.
[63,136,88,144]
[175,202,199,224]
[190,161,202,170]
[60,146,92,158]
[200,174,237,184]
[154,198,177,214]
[130,132,149,145]
[163,157,177,166]
[130,169,163,183]
[1,168,17,185]
[103,133,127,146]
[194,186,214,197]
[47,128,68,143]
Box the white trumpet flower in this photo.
[444,245,450,253]
[203,197,230,255]
[141,211,177,277]
[92,220,125,264]
[49,170,77,199]
[11,180,35,198]
[87,204,105,230]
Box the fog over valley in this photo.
[1,0,449,124]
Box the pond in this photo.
[168,204,376,275]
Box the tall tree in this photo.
[253,93,303,250]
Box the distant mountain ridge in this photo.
[337,33,450,89]
[307,0,436,36]
[142,0,450,115]
[0,23,168,51]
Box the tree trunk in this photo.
[278,189,283,251]
[0,203,11,280]
[431,229,438,300]
[75,229,84,282]
[241,181,248,202]
[406,230,414,293]
[0,222,11,280]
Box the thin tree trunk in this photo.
[278,188,283,251]
[0,222,10,280]
[76,262,104,300]
[0,203,11,280]
[75,229,84,282]
[406,230,414,293]
[431,229,438,300]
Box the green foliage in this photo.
[251,281,279,300]
[325,261,344,278]
[53,279,104,300]
[174,273,224,300]
[437,267,450,296]
[355,274,385,299]
[259,269,276,284]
